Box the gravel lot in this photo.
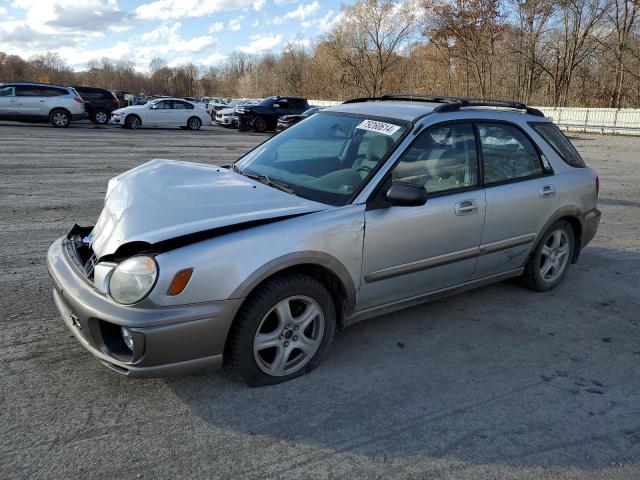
[1,121,639,480]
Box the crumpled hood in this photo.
[91,159,329,258]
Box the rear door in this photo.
[472,122,557,279]
[16,85,47,117]
[359,123,486,309]
[0,85,18,117]
[171,100,194,125]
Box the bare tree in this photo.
[325,0,421,97]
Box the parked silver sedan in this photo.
[47,95,601,385]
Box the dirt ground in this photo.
[0,121,639,480]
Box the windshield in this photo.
[258,96,277,106]
[235,112,409,206]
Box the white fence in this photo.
[310,99,640,135]
[534,107,640,135]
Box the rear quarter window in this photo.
[530,122,585,168]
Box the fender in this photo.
[229,251,358,313]
[531,204,596,263]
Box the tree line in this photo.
[1,0,638,108]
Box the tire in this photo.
[187,116,202,130]
[49,109,70,128]
[227,273,336,386]
[521,220,575,292]
[125,114,141,130]
[253,116,267,133]
[91,109,109,125]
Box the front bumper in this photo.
[215,116,234,125]
[110,115,122,124]
[47,236,243,378]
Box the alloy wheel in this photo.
[253,295,325,377]
[52,112,69,127]
[539,230,570,283]
[95,111,108,124]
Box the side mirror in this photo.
[149,105,156,109]
[273,103,280,108]
[386,182,428,207]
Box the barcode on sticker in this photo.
[356,119,401,135]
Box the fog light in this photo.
[121,327,134,351]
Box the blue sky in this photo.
[0,0,342,71]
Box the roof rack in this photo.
[343,93,545,117]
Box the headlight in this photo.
[109,256,158,305]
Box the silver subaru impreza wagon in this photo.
[47,95,601,385]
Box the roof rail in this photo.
[343,93,545,117]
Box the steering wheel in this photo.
[356,165,372,174]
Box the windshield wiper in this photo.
[245,172,297,195]
[226,163,242,174]
[225,164,296,195]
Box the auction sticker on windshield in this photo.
[356,119,401,135]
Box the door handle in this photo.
[454,200,478,216]
[539,185,555,198]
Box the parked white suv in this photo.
[0,82,87,127]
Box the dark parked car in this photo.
[236,96,309,132]
[277,106,323,131]
[73,86,120,125]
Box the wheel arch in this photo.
[125,113,142,126]
[534,206,585,264]
[49,107,71,120]
[229,252,357,330]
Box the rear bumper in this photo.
[72,112,88,121]
[47,236,243,378]
[581,207,601,248]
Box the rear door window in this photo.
[16,86,44,97]
[477,123,544,184]
[172,100,194,109]
[529,122,585,168]
[43,87,69,97]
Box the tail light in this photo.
[73,97,84,104]
[595,176,599,197]
[111,98,120,106]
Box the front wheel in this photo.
[521,220,574,291]
[227,274,336,386]
[50,109,70,128]
[125,115,141,129]
[187,116,202,130]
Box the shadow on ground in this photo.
[164,247,640,470]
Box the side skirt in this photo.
[344,268,524,326]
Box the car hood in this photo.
[113,105,146,114]
[217,107,235,115]
[90,159,329,258]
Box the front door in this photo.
[359,123,486,310]
[150,100,174,125]
[0,85,18,117]
[472,122,558,279]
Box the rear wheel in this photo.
[253,116,267,133]
[521,220,574,291]
[228,274,336,386]
[187,116,202,130]
[50,109,70,128]
[125,115,141,129]
[91,109,109,125]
